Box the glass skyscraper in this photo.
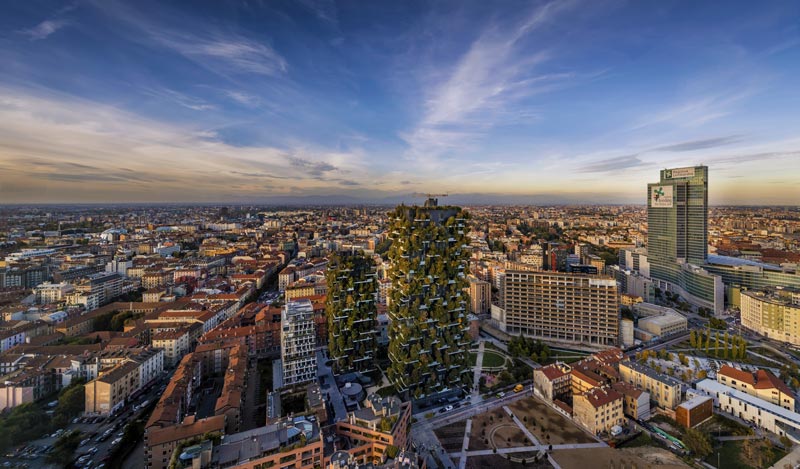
[647,165,708,267]
[643,165,800,315]
[647,166,723,313]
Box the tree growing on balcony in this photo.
[386,204,472,399]
[326,251,378,375]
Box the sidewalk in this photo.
[769,444,800,469]
[471,342,485,402]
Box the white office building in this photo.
[697,379,800,442]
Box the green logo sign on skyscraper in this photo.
[651,185,673,208]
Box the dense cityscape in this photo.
[3,1,800,469]
[0,165,798,469]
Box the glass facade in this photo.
[647,166,708,267]
[646,165,800,313]
[647,166,722,312]
[703,264,800,291]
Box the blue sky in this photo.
[1,0,799,204]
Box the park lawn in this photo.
[481,350,506,368]
[698,414,753,437]
[704,440,786,469]
[750,345,790,363]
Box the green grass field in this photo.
[704,440,786,469]
[469,350,507,367]
[481,350,506,367]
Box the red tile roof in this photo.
[755,369,794,396]
[719,364,794,397]
[539,364,569,381]
[581,387,623,409]
[718,364,755,386]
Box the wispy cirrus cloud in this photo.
[0,86,368,202]
[140,87,215,111]
[90,1,288,78]
[575,135,744,174]
[577,154,646,173]
[711,150,800,167]
[630,87,759,131]
[20,19,69,40]
[288,157,338,176]
[652,135,743,152]
[224,90,262,108]
[402,0,578,164]
[155,34,288,76]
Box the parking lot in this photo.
[0,375,168,469]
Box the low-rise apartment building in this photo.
[334,394,413,466]
[533,363,571,402]
[145,415,226,469]
[741,288,800,346]
[717,364,796,411]
[611,381,651,420]
[573,386,624,435]
[85,360,141,415]
[152,323,201,367]
[619,361,682,409]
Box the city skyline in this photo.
[2,1,800,204]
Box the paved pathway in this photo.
[471,342,485,401]
[121,440,144,469]
[448,442,607,457]
[504,403,581,469]
[413,425,458,469]
[717,435,763,441]
[241,362,261,430]
[417,389,533,430]
[769,444,800,469]
[504,405,540,445]
[747,349,785,366]
[316,349,347,423]
[458,419,472,469]
[480,334,541,370]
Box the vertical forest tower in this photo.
[326,251,378,375]
[386,198,472,399]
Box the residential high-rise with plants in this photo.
[386,198,472,399]
[326,251,378,375]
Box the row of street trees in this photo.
[508,334,551,363]
[689,329,747,360]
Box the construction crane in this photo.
[412,193,448,207]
